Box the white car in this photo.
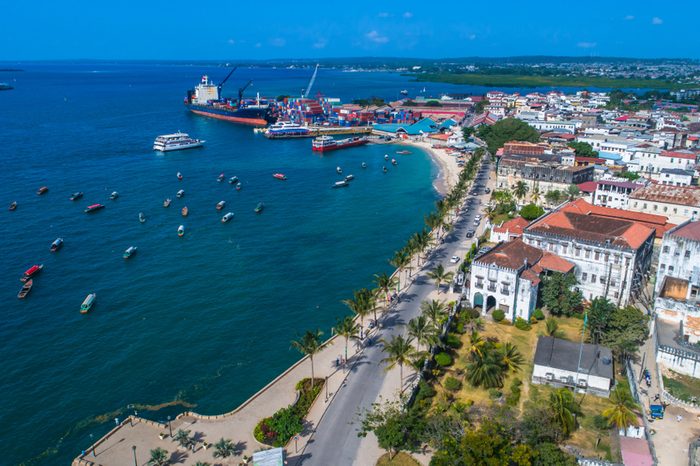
[450,255,460,264]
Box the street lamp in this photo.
[132,445,137,466]
[167,415,172,437]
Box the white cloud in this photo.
[652,17,663,25]
[365,30,389,44]
[313,38,327,49]
[270,37,286,47]
[403,11,413,19]
[624,15,635,20]
[378,12,390,18]
[227,39,236,45]
[577,41,597,49]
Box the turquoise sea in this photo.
[0,63,608,465]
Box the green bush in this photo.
[514,317,531,331]
[435,352,453,367]
[533,309,545,320]
[414,380,437,406]
[506,378,522,406]
[592,414,610,431]
[488,388,502,400]
[520,203,545,221]
[492,309,505,322]
[444,376,462,392]
[530,316,538,324]
[445,334,462,349]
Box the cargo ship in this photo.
[311,135,369,152]
[184,70,276,126]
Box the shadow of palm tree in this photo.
[191,431,205,443]
[233,440,246,456]
[169,450,189,464]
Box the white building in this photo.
[650,168,695,187]
[629,184,700,224]
[592,180,644,209]
[524,119,581,134]
[532,336,614,397]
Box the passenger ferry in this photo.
[311,135,368,152]
[264,121,311,139]
[153,133,205,152]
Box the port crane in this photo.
[238,80,253,105]
[217,66,238,95]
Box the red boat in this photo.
[85,203,105,213]
[273,173,287,180]
[22,264,43,281]
[311,135,369,152]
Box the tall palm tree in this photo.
[497,342,524,372]
[148,448,169,466]
[334,316,359,364]
[466,330,486,360]
[427,264,454,294]
[466,351,505,389]
[291,329,323,389]
[212,438,236,458]
[420,299,448,332]
[174,429,192,449]
[425,211,442,237]
[407,315,437,352]
[549,388,579,436]
[603,382,640,429]
[389,250,411,290]
[380,335,417,392]
[512,181,529,202]
[343,289,371,333]
[530,182,541,204]
[374,272,397,304]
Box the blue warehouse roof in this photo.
[373,118,439,135]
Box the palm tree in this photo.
[212,438,236,458]
[334,316,359,363]
[425,211,442,237]
[380,335,417,392]
[466,330,486,360]
[466,351,505,388]
[389,250,411,290]
[427,263,454,294]
[603,382,640,429]
[174,429,192,449]
[148,448,169,466]
[374,272,397,304]
[512,181,529,202]
[420,299,448,332]
[531,183,541,204]
[407,315,437,352]
[291,329,323,389]
[549,388,579,436]
[545,317,559,336]
[194,462,211,466]
[343,290,371,333]
[497,342,524,372]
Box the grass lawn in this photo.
[663,369,700,403]
[376,452,422,466]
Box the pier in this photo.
[261,125,373,139]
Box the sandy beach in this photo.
[398,139,462,196]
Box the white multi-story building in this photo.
[650,168,695,187]
[576,135,636,163]
[629,147,698,176]
[629,184,700,224]
[524,119,581,134]
[592,180,644,209]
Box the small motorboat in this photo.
[217,173,225,182]
[396,150,411,155]
[178,225,185,237]
[139,212,146,223]
[80,293,96,314]
[163,198,171,208]
[273,173,287,181]
[22,264,43,282]
[69,192,83,201]
[229,176,239,184]
[384,154,389,161]
[50,238,64,252]
[400,89,408,96]
[254,202,264,214]
[336,166,342,174]
[17,279,33,299]
[382,166,388,173]
[177,172,183,181]
[123,246,137,259]
[85,203,105,213]
[216,201,226,211]
[235,182,242,191]
[391,158,398,166]
[37,186,49,195]
[176,189,185,198]
[181,206,188,217]
[345,174,354,182]
[333,180,349,189]
[110,191,119,200]
[9,201,17,211]
[221,212,234,223]
[361,162,367,169]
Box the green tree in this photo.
[602,381,640,429]
[567,184,580,200]
[520,203,545,220]
[545,189,564,206]
[619,171,641,181]
[533,443,577,466]
[421,299,448,331]
[478,117,539,154]
[380,335,417,390]
[359,400,422,460]
[497,342,524,372]
[291,329,323,389]
[568,141,598,157]
[474,99,489,114]
[343,288,373,332]
[174,429,192,449]
[408,315,437,352]
[587,297,617,344]
[334,316,359,364]
[374,272,398,304]
[545,317,559,336]
[148,447,169,466]
[212,438,236,458]
[427,264,454,294]
[389,249,411,289]
[540,272,583,317]
[599,305,649,362]
[512,181,530,201]
[530,184,542,204]
[548,388,580,436]
[466,330,486,359]
[466,351,506,388]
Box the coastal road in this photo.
[299,158,492,465]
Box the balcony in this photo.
[487,284,497,292]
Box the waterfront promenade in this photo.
[73,145,486,466]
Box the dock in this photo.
[261,126,373,139]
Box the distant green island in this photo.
[411,73,691,90]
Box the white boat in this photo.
[176,189,185,198]
[221,212,234,223]
[178,225,185,237]
[123,246,137,259]
[80,293,96,314]
[264,121,310,138]
[361,162,367,168]
[332,180,349,188]
[139,212,146,223]
[384,154,389,161]
[110,191,119,200]
[153,133,205,152]
[336,166,342,174]
[345,174,354,181]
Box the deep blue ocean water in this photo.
[0,63,609,465]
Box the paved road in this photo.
[300,159,492,465]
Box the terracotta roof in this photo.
[670,221,700,241]
[493,216,530,235]
[476,239,543,270]
[532,252,575,274]
[577,181,598,193]
[526,209,655,250]
[661,150,697,161]
[629,184,700,207]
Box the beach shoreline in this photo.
[396,139,461,196]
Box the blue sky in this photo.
[2,0,698,60]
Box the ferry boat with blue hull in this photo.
[184,72,275,126]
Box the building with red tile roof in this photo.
[490,216,530,243]
[629,184,700,224]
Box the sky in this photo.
[2,0,699,60]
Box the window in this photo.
[487,281,497,292]
[611,279,617,287]
[582,272,588,281]
[663,246,670,253]
[592,274,597,283]
[501,285,510,295]
[575,248,581,257]
[600,276,606,284]
[585,250,591,259]
[660,264,665,272]
[669,266,674,273]
[613,291,619,299]
[475,280,483,289]
[595,251,600,260]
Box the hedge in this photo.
[492,309,505,322]
[435,352,453,367]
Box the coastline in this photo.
[398,139,461,196]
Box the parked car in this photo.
[650,404,664,420]
[466,229,475,238]
[456,272,465,286]
[450,255,460,264]
[485,188,491,194]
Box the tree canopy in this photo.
[520,203,545,221]
[478,118,540,154]
[540,273,583,317]
[567,141,598,157]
